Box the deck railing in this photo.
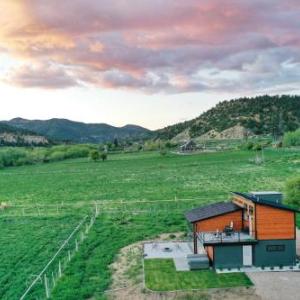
[197,231,256,244]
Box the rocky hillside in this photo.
[3,118,153,143]
[0,124,50,146]
[157,95,300,142]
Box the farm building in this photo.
[180,140,197,152]
[185,191,299,270]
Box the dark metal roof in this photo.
[185,201,242,223]
[232,191,299,213]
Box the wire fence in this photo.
[19,206,99,300]
[0,197,226,218]
[1,197,226,299]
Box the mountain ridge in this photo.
[3,118,153,143]
[156,95,300,142]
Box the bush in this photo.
[0,145,92,169]
[239,141,254,150]
[253,143,262,151]
[283,129,300,147]
[285,176,300,207]
[100,152,107,161]
[90,150,100,162]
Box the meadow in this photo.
[0,148,299,299]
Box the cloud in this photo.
[5,63,79,89]
[0,0,299,93]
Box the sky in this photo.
[0,1,300,130]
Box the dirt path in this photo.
[107,233,260,300]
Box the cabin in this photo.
[185,191,299,270]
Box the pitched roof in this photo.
[232,191,299,213]
[185,201,242,223]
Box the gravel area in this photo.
[247,229,300,300]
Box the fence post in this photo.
[44,274,50,299]
[52,272,55,287]
[95,202,99,216]
[58,260,62,278]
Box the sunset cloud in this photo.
[5,63,79,89]
[0,0,299,93]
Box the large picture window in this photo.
[266,245,285,252]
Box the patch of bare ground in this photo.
[106,233,260,300]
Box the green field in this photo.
[0,149,299,299]
[144,259,252,291]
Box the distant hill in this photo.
[156,95,300,142]
[0,123,50,146]
[3,118,153,143]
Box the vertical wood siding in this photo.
[195,210,242,232]
[256,204,295,240]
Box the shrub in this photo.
[285,176,300,207]
[100,152,107,161]
[0,145,91,170]
[90,150,100,162]
[239,141,254,150]
[253,143,262,151]
[283,129,300,147]
[48,151,66,162]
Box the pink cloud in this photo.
[6,63,79,89]
[0,0,299,93]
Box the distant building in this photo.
[180,140,197,152]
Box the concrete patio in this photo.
[144,241,206,271]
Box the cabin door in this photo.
[243,245,252,266]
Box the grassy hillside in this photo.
[0,149,299,299]
[157,95,300,140]
[3,118,153,143]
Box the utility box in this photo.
[250,191,283,203]
[187,254,209,270]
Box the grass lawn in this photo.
[0,149,298,299]
[144,259,253,291]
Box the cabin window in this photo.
[266,245,285,252]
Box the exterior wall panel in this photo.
[253,239,296,267]
[256,205,295,240]
[195,210,242,233]
[214,245,243,268]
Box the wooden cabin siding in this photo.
[195,210,242,232]
[205,246,214,261]
[256,204,295,240]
